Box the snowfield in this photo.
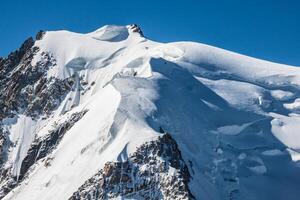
[1,24,300,200]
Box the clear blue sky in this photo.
[1,0,299,66]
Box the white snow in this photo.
[283,98,300,112]
[217,122,252,135]
[11,93,156,199]
[270,90,294,101]
[7,115,37,178]
[248,165,267,174]
[88,25,129,41]
[196,77,267,112]
[261,149,284,156]
[270,113,300,149]
[3,24,300,200]
[286,149,300,162]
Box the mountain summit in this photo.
[1,25,300,200]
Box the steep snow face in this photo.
[1,25,300,200]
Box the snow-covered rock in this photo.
[1,24,300,200]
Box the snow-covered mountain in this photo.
[1,24,300,200]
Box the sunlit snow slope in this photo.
[1,24,300,200]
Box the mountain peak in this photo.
[127,24,144,36]
[1,25,300,200]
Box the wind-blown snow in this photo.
[3,24,300,200]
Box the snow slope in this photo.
[1,24,300,200]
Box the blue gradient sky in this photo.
[1,0,299,65]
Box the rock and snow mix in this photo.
[0,24,300,200]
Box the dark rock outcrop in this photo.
[70,134,194,200]
[0,127,10,175]
[129,24,144,37]
[0,41,74,120]
[35,30,45,40]
[19,110,88,180]
[22,75,75,118]
[0,37,38,119]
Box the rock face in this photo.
[19,110,88,180]
[0,127,10,173]
[0,37,36,119]
[128,24,144,37]
[35,30,45,40]
[0,110,88,199]
[0,32,77,199]
[70,134,194,200]
[0,35,73,120]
